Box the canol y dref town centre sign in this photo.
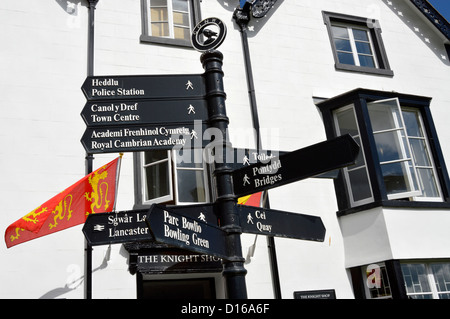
[80,17,359,299]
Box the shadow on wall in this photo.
[55,0,87,14]
[382,0,449,66]
[38,244,129,299]
[216,0,285,37]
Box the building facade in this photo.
[1,0,450,299]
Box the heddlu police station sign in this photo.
[82,75,205,100]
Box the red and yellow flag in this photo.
[237,192,263,207]
[4,157,121,248]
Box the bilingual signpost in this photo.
[80,17,360,299]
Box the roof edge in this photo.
[410,0,450,41]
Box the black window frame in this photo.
[323,11,394,77]
[317,88,450,216]
[140,0,202,48]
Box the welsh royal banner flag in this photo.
[5,157,121,248]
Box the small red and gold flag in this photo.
[4,157,121,248]
[237,192,263,207]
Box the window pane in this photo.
[352,29,369,41]
[151,22,169,37]
[172,0,188,11]
[355,41,372,55]
[335,107,359,136]
[175,148,203,168]
[174,26,189,40]
[366,264,392,299]
[151,7,168,21]
[401,264,432,296]
[352,136,365,168]
[151,0,167,6]
[368,101,402,132]
[417,168,440,198]
[173,11,189,26]
[334,38,352,52]
[381,161,417,195]
[145,150,168,163]
[337,51,355,65]
[431,263,450,298]
[358,55,375,68]
[410,139,431,167]
[332,26,349,39]
[348,167,372,202]
[373,131,406,163]
[403,110,424,137]
[145,161,170,200]
[177,170,206,202]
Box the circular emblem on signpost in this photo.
[191,17,227,52]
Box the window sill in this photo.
[335,63,394,77]
[337,199,450,217]
[140,34,194,48]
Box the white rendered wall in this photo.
[1,0,449,299]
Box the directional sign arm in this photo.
[81,74,205,101]
[232,134,359,197]
[237,205,326,242]
[146,204,229,260]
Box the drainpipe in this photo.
[233,6,282,299]
[84,0,99,300]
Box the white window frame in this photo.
[142,150,174,205]
[140,149,209,206]
[331,22,379,69]
[368,98,422,200]
[145,0,192,41]
[403,107,443,202]
[334,104,374,207]
[172,149,209,205]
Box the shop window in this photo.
[140,0,201,47]
[318,89,450,213]
[401,262,450,299]
[362,263,392,299]
[135,148,209,207]
[323,11,393,76]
